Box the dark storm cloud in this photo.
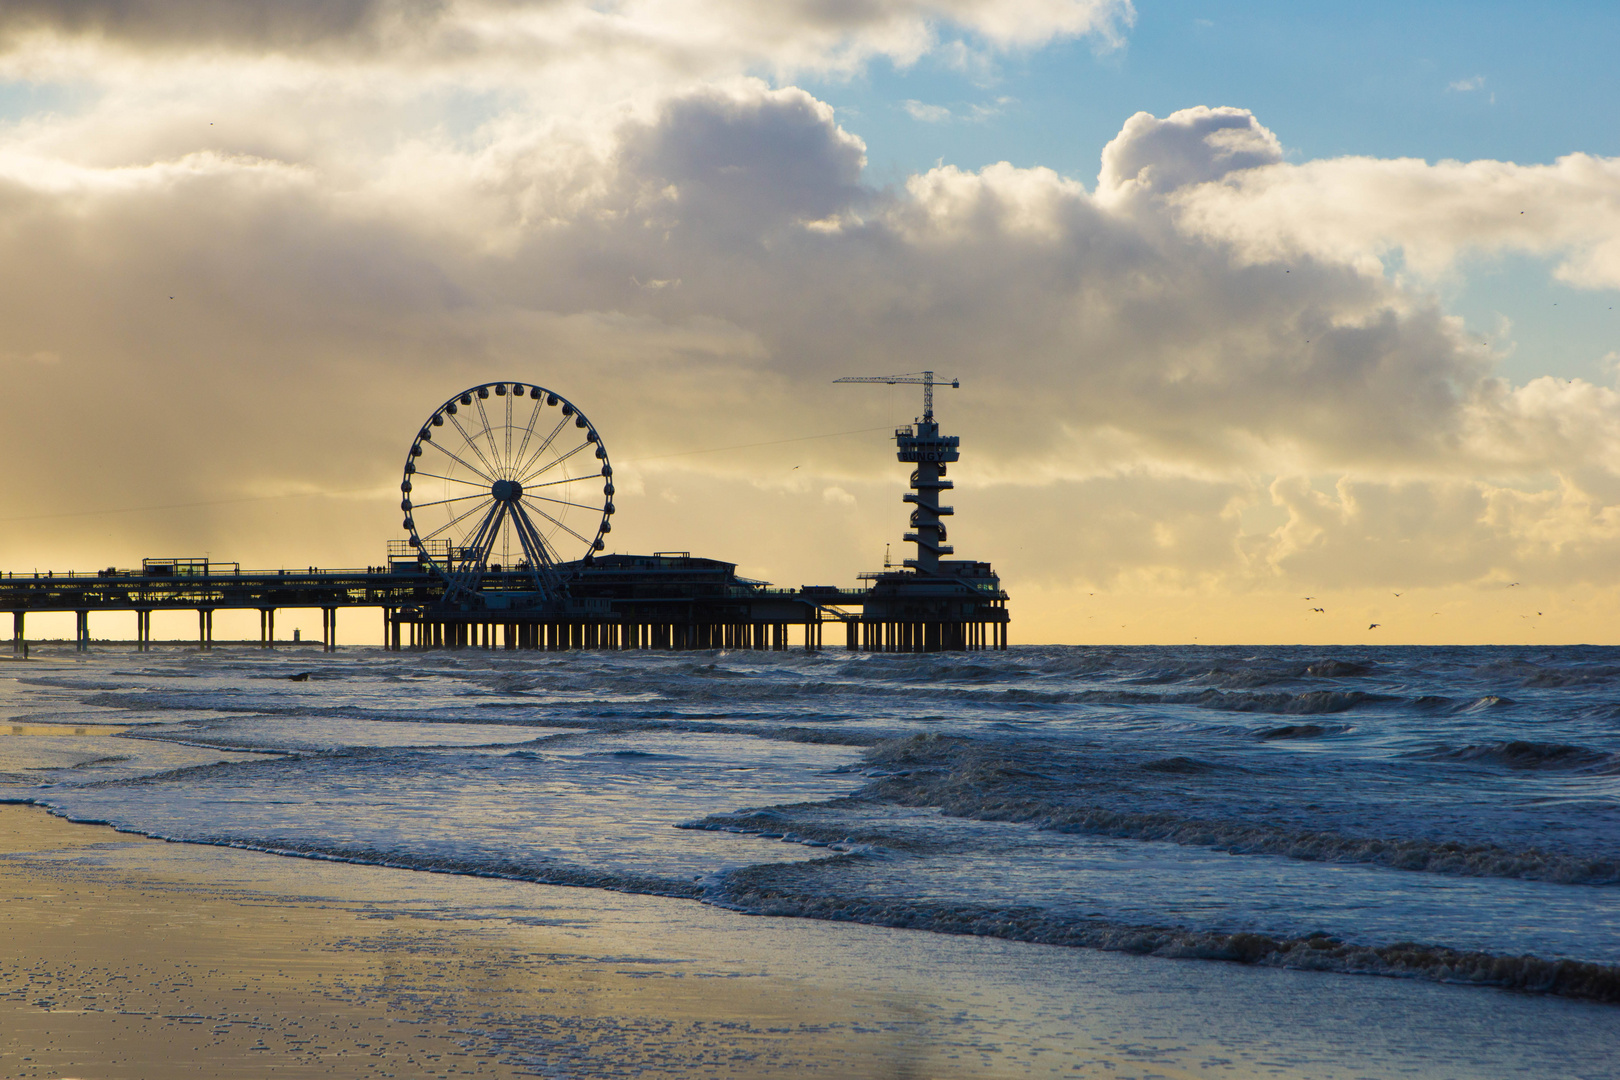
[0,0,448,51]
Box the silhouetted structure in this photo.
[3,379,1008,653]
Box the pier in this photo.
[1,553,1007,654]
[5,376,1009,654]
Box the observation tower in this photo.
[833,372,1009,650]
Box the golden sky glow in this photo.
[3,2,1619,645]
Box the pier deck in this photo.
[1,553,1006,653]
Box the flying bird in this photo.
[1393,592,1401,597]
[1368,623,1380,629]
[1508,582,1520,587]
[1312,607,1325,613]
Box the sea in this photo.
[3,643,1618,1008]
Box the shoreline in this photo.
[5,804,1620,1079]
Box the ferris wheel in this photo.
[400,382,614,598]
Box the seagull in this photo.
[1508,582,1520,587]
[1393,592,1401,597]
[1303,596,1315,600]
[1368,623,1380,629]
[1312,607,1325,613]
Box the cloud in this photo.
[0,0,1136,81]
[1169,145,1620,289]
[1448,76,1485,93]
[0,0,416,51]
[903,99,952,122]
[967,96,1015,121]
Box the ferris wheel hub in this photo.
[491,479,523,501]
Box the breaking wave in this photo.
[1414,741,1620,774]
[851,735,1620,885]
[713,860,1620,1004]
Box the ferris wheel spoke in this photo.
[410,470,488,487]
[425,440,497,485]
[509,502,560,569]
[446,410,502,481]
[520,439,591,485]
[527,502,596,548]
[523,473,597,491]
[513,415,571,482]
[422,496,495,541]
[460,499,508,566]
[504,393,514,462]
[511,398,548,472]
[527,493,606,513]
[473,396,504,471]
[410,492,488,510]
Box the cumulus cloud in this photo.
[1170,143,1620,289]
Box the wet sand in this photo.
[3,803,1617,1079]
[2,806,968,1078]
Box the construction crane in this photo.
[832,371,959,422]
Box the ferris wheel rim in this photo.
[399,381,615,593]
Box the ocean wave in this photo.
[678,807,929,853]
[1473,659,1620,689]
[1305,660,1374,678]
[856,735,1620,886]
[184,834,706,899]
[1254,723,1352,740]
[1140,756,1225,774]
[1065,687,1383,715]
[1413,741,1620,774]
[1192,690,1380,714]
[712,861,1620,1004]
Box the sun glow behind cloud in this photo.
[2,1,1619,645]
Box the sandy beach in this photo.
[4,800,1617,1079]
[1,804,969,1078]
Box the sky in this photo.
[2,0,1619,646]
